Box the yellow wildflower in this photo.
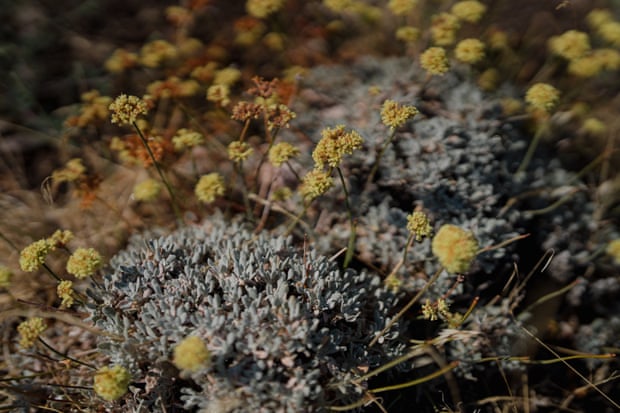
[420,47,450,75]
[406,211,432,241]
[246,0,285,18]
[52,158,86,184]
[17,317,46,348]
[269,142,300,167]
[173,336,211,372]
[591,48,620,71]
[173,128,205,151]
[395,26,420,43]
[430,13,460,46]
[109,94,148,126]
[57,280,74,308]
[139,39,177,68]
[299,169,333,200]
[228,141,254,162]
[94,365,131,401]
[451,1,486,23]
[312,125,363,169]
[195,173,226,204]
[477,68,499,91]
[66,247,102,279]
[548,30,590,61]
[606,239,620,264]
[48,229,74,249]
[388,0,418,16]
[454,38,485,64]
[19,239,54,272]
[213,67,242,87]
[132,179,162,202]
[587,9,613,29]
[104,48,138,73]
[525,83,560,113]
[567,56,603,78]
[381,100,418,129]
[580,117,606,136]
[599,21,620,47]
[323,0,354,13]
[431,224,478,273]
[207,84,231,106]
[0,265,11,287]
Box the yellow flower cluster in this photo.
[104,48,138,73]
[323,0,354,13]
[195,173,226,204]
[568,48,620,78]
[0,265,11,288]
[395,26,420,43]
[52,158,86,184]
[109,94,148,126]
[431,224,478,273]
[17,317,46,348]
[207,84,231,106]
[388,0,418,16]
[66,247,102,279]
[599,21,620,47]
[268,142,300,167]
[49,229,74,248]
[139,39,178,68]
[406,211,432,241]
[430,12,460,46]
[525,83,560,113]
[312,125,363,169]
[66,90,112,128]
[213,67,242,87]
[57,280,74,308]
[94,365,131,401]
[19,239,54,272]
[548,30,591,61]
[228,140,254,162]
[173,128,205,151]
[299,169,334,200]
[420,47,449,75]
[132,179,162,202]
[146,77,201,100]
[246,0,285,19]
[380,100,418,129]
[451,0,486,23]
[455,38,485,64]
[173,336,211,372]
[607,239,620,264]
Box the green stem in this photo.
[337,167,356,269]
[131,121,182,225]
[369,266,443,347]
[38,337,96,370]
[516,122,548,175]
[366,128,397,188]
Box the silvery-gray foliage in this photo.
[87,219,406,412]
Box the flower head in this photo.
[525,83,560,113]
[0,265,11,288]
[395,26,420,43]
[381,100,418,129]
[109,94,148,126]
[299,169,334,200]
[388,0,418,16]
[207,84,231,106]
[132,179,162,202]
[19,239,54,272]
[213,67,242,87]
[66,248,102,279]
[246,0,285,19]
[48,229,74,248]
[94,365,131,401]
[312,125,363,169]
[57,280,75,308]
[599,21,620,47]
[430,13,460,46]
[269,142,300,167]
[420,47,450,75]
[451,1,486,23]
[17,317,46,348]
[406,211,432,241]
[195,173,226,204]
[548,30,591,61]
[454,38,485,64]
[52,159,86,184]
[431,224,478,273]
[606,239,620,264]
[173,336,211,372]
[228,140,254,162]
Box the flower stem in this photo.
[132,121,183,225]
[337,167,356,269]
[366,128,397,188]
[516,122,548,175]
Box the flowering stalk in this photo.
[131,121,182,224]
[366,128,397,187]
[336,167,356,269]
[38,337,96,370]
[516,122,549,174]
